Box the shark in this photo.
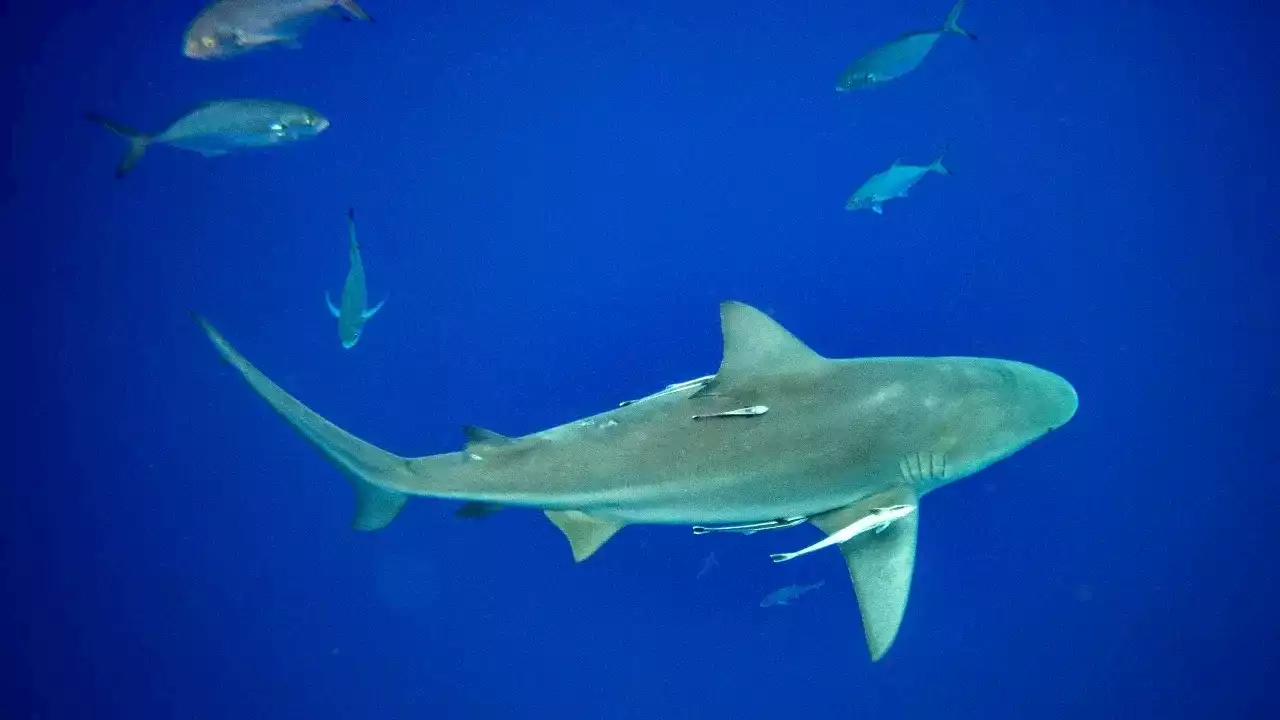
[325,207,385,349]
[191,300,1077,661]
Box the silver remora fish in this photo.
[85,100,328,178]
[326,207,386,349]
[845,151,950,215]
[184,0,373,59]
[837,0,976,91]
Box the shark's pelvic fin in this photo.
[811,486,920,661]
[545,510,625,562]
[696,301,825,396]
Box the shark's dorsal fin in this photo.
[544,510,626,562]
[703,302,823,392]
[811,485,920,661]
[462,425,512,451]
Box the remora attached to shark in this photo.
[192,301,1077,661]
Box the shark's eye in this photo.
[201,36,216,49]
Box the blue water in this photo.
[7,1,1278,717]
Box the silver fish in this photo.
[184,0,373,59]
[326,207,386,349]
[760,580,825,607]
[837,0,976,91]
[85,100,328,178]
[845,151,950,214]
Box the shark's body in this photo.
[193,301,1077,660]
[325,208,384,349]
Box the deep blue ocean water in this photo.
[6,0,1278,717]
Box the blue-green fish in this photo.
[837,0,976,91]
[326,208,386,349]
[760,580,825,607]
[845,151,950,215]
[184,0,373,59]
[85,100,329,178]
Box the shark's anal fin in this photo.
[545,510,626,562]
[811,486,920,661]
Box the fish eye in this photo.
[201,36,216,49]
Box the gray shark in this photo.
[191,301,1077,661]
[325,207,385,349]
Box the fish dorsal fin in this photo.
[811,485,920,661]
[545,510,626,562]
[709,301,823,389]
[462,425,513,452]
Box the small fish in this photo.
[85,100,328,178]
[770,504,916,563]
[326,208,386,349]
[696,551,720,579]
[836,0,976,91]
[845,150,950,215]
[184,0,373,59]
[760,580,825,607]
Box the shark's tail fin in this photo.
[192,312,409,530]
[942,0,977,41]
[84,112,151,178]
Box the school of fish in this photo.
[80,0,1074,669]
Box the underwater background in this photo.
[5,0,1278,717]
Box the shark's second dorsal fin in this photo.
[545,510,625,562]
[462,425,513,452]
[700,302,824,394]
[811,485,920,662]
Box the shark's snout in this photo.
[1034,367,1078,432]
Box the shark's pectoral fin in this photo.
[545,510,626,562]
[325,292,341,318]
[812,486,919,661]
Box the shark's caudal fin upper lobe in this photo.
[191,312,409,529]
